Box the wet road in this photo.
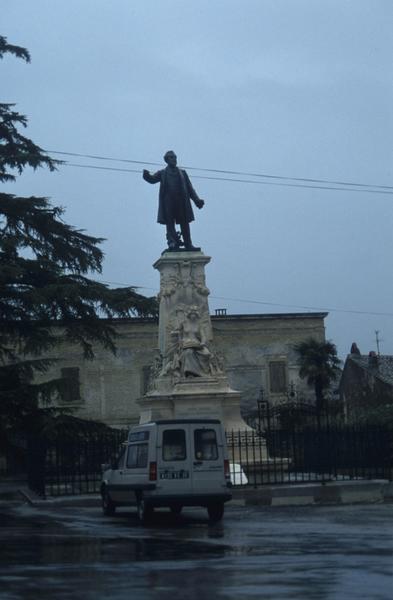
[1,501,392,599]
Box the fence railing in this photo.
[27,429,127,497]
[23,422,393,497]
[226,425,393,486]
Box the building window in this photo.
[60,367,81,403]
[269,361,287,394]
[141,366,151,395]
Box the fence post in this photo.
[27,435,47,498]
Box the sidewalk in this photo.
[231,479,393,507]
[1,476,393,508]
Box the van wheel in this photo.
[102,488,116,516]
[207,502,224,522]
[170,504,182,515]
[137,498,153,523]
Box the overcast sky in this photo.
[3,0,393,358]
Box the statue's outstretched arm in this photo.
[143,169,161,184]
[184,171,204,208]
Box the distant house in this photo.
[339,352,393,420]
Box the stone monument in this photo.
[139,151,252,431]
[138,250,250,430]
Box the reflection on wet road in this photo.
[1,503,393,599]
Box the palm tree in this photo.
[294,338,341,421]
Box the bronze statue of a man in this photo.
[143,151,204,251]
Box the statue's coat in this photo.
[143,167,199,225]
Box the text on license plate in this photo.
[160,470,190,480]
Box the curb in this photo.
[18,490,101,508]
[2,479,392,509]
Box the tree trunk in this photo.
[315,379,324,429]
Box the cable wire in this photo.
[64,162,393,195]
[98,279,393,318]
[47,149,393,192]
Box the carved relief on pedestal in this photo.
[140,251,249,431]
[159,267,179,300]
[147,252,226,393]
[193,271,210,298]
[159,305,223,382]
[159,261,210,302]
[145,351,163,393]
[157,257,212,357]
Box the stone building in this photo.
[38,311,327,428]
[339,352,393,420]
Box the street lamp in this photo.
[287,381,297,402]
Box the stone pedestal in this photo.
[137,250,250,431]
[139,379,244,430]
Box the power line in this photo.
[48,149,161,168]
[63,162,393,196]
[48,149,393,192]
[210,295,393,318]
[66,163,141,175]
[98,279,393,317]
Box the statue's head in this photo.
[164,150,177,167]
[187,306,200,320]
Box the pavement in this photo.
[2,499,393,599]
[1,475,393,508]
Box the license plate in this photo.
[160,470,190,480]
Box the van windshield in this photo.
[162,430,186,461]
[194,429,218,460]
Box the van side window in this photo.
[126,443,148,468]
[194,429,218,461]
[162,430,186,461]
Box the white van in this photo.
[101,419,232,522]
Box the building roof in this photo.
[106,311,328,325]
[210,312,328,321]
[347,354,393,387]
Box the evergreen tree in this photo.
[0,37,157,441]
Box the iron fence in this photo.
[24,421,393,497]
[27,429,127,497]
[226,425,393,486]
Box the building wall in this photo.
[37,313,327,428]
[212,314,326,416]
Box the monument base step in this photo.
[138,389,252,431]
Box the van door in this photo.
[157,424,192,496]
[191,424,225,495]
[119,437,150,500]
[108,446,127,503]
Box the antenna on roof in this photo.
[375,330,382,356]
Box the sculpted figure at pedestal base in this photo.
[158,306,223,382]
[180,307,214,378]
